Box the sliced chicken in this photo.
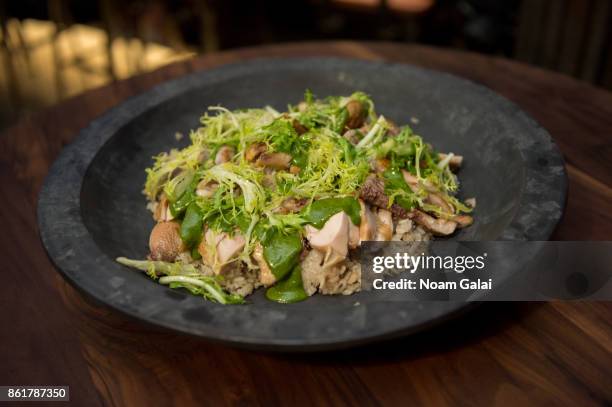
[252,243,276,286]
[149,221,185,261]
[413,210,457,236]
[256,152,292,170]
[348,222,360,249]
[198,229,224,265]
[216,233,246,264]
[215,145,235,164]
[375,209,393,241]
[306,211,350,257]
[358,199,377,242]
[304,224,320,241]
[198,229,245,269]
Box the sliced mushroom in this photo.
[426,192,454,215]
[413,210,457,236]
[215,145,235,164]
[452,214,473,228]
[345,99,366,129]
[196,180,219,198]
[371,158,390,173]
[245,142,267,162]
[196,149,209,163]
[306,212,350,257]
[438,153,463,171]
[277,197,308,214]
[149,221,185,261]
[255,152,292,170]
[292,119,308,135]
[153,194,174,222]
[465,197,477,209]
[359,200,377,242]
[253,243,276,286]
[262,172,277,189]
[375,209,393,241]
[401,169,437,192]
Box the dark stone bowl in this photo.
[38,58,567,351]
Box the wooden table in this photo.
[1,42,611,406]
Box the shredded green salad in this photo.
[117,90,473,304]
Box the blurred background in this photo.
[1,0,611,130]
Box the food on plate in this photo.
[116,91,474,304]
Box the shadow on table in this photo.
[62,278,541,363]
[270,302,541,363]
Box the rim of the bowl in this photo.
[37,57,568,350]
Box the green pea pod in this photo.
[266,266,308,303]
[180,202,203,247]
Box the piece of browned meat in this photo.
[359,175,412,219]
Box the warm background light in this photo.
[1,18,193,122]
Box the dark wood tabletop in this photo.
[1,42,611,406]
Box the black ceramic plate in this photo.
[38,58,566,351]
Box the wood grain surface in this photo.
[0,42,611,406]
